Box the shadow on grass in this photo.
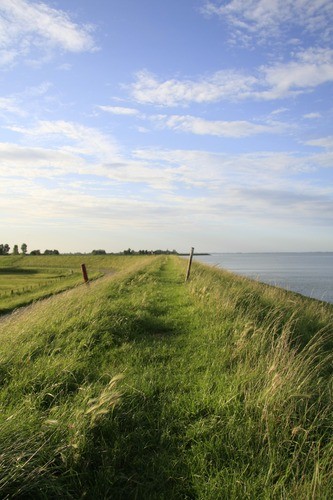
[82,389,195,499]
[134,314,177,338]
[0,268,39,275]
[104,303,187,347]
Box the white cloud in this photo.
[0,141,88,178]
[154,114,288,137]
[303,112,321,119]
[0,128,175,190]
[8,120,119,160]
[0,135,332,233]
[129,48,333,105]
[202,0,333,43]
[305,136,333,149]
[4,117,330,199]
[0,82,53,122]
[132,147,333,224]
[97,105,139,115]
[0,179,201,233]
[0,97,25,116]
[270,108,289,116]
[0,0,96,66]
[130,69,256,106]
[259,48,333,99]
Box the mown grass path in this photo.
[0,255,332,499]
[103,257,204,498]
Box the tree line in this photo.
[122,248,178,255]
[0,244,59,255]
[0,244,180,256]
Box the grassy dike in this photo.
[0,255,332,498]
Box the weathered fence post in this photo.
[81,263,89,283]
[185,247,194,282]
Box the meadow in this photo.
[0,255,332,498]
[0,254,142,314]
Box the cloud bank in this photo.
[130,48,333,106]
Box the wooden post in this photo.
[185,247,194,282]
[81,263,89,283]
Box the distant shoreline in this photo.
[178,253,211,256]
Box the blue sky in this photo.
[0,0,332,253]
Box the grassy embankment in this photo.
[0,255,332,498]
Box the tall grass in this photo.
[0,256,331,498]
[184,260,332,498]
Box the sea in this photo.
[193,253,333,304]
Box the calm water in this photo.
[194,253,333,304]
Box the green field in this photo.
[0,255,332,498]
[0,254,147,314]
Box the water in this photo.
[194,253,333,304]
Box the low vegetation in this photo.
[0,256,332,498]
[0,254,145,314]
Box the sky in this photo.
[0,0,333,253]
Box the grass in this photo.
[0,254,146,314]
[0,255,332,498]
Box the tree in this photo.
[0,244,10,255]
[124,248,133,255]
[92,249,106,255]
[13,245,19,255]
[44,249,60,255]
[21,243,27,254]
[30,249,41,255]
